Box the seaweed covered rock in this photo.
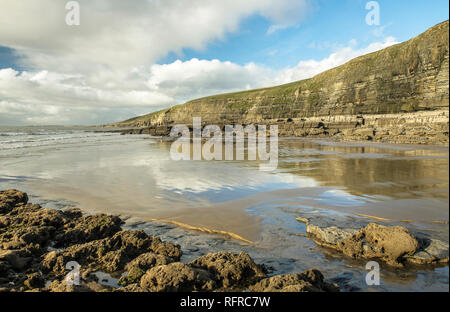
[56,213,123,246]
[0,249,32,270]
[0,190,28,214]
[23,272,45,290]
[338,223,419,266]
[0,190,123,252]
[190,252,267,289]
[41,230,182,276]
[118,252,174,286]
[140,262,216,292]
[46,279,113,292]
[405,238,449,265]
[299,215,448,266]
[249,269,339,292]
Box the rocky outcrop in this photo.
[108,21,449,145]
[190,252,268,290]
[0,189,338,292]
[297,217,449,266]
[118,252,174,286]
[140,262,216,292]
[249,269,339,292]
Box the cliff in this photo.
[109,21,449,144]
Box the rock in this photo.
[23,273,45,290]
[46,279,113,292]
[41,230,182,276]
[405,238,449,265]
[0,190,28,214]
[1,225,56,249]
[249,269,339,292]
[118,252,173,286]
[190,252,267,289]
[0,250,31,270]
[115,283,144,292]
[140,262,215,292]
[57,214,123,246]
[307,224,356,247]
[338,223,419,266]
[0,260,10,274]
[301,217,444,266]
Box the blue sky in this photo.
[160,0,449,68]
[0,0,448,125]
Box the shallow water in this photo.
[0,126,448,291]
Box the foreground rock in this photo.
[41,230,182,278]
[249,269,339,292]
[298,217,449,266]
[140,262,216,292]
[0,190,338,292]
[190,252,267,289]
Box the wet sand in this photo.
[2,136,447,238]
[0,132,448,291]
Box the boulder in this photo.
[140,262,215,292]
[118,252,173,286]
[57,214,123,246]
[249,269,339,292]
[0,190,28,214]
[338,223,419,266]
[190,252,267,289]
[23,272,45,290]
[299,216,445,266]
[0,249,31,270]
[41,230,182,276]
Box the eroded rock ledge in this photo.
[296,216,449,266]
[108,109,449,146]
[0,190,338,292]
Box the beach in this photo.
[0,126,448,291]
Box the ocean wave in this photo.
[0,133,28,137]
[0,132,119,150]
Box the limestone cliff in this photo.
[110,21,449,144]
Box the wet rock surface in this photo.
[249,269,339,292]
[0,189,339,292]
[298,216,449,266]
[190,251,267,290]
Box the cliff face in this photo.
[111,21,449,144]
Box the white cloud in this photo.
[146,59,273,101]
[272,36,398,84]
[145,36,399,102]
[0,68,174,125]
[0,1,399,125]
[0,36,398,125]
[0,0,310,74]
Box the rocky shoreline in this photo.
[99,109,449,146]
[296,216,449,267]
[1,189,448,292]
[0,189,339,292]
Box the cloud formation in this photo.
[0,0,310,73]
[0,0,398,125]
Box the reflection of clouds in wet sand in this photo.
[2,136,448,243]
[132,149,318,194]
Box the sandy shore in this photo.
[0,189,340,292]
[1,189,448,292]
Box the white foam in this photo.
[0,130,119,150]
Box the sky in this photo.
[0,0,448,126]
